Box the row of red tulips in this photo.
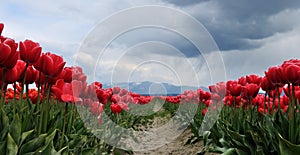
[1,22,300,124]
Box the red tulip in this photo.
[112,87,121,94]
[110,103,122,114]
[62,66,87,83]
[51,79,64,101]
[246,74,262,85]
[268,88,282,98]
[282,63,300,85]
[19,39,42,64]
[0,23,4,35]
[111,95,121,103]
[90,102,104,116]
[138,96,152,104]
[0,42,12,65]
[260,76,276,92]
[265,66,286,85]
[0,60,26,84]
[226,80,242,96]
[0,39,18,69]
[209,82,227,96]
[34,52,66,77]
[18,65,38,84]
[119,89,128,96]
[51,79,83,103]
[198,89,211,101]
[238,76,247,86]
[28,89,41,104]
[242,83,260,99]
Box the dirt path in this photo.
[129,115,218,155]
[133,128,204,155]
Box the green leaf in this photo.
[82,148,96,155]
[69,134,87,149]
[0,109,9,141]
[20,129,34,146]
[0,141,6,155]
[9,114,21,145]
[203,131,211,146]
[210,145,228,153]
[36,129,57,153]
[235,149,249,155]
[222,148,236,155]
[6,133,18,155]
[279,134,300,155]
[19,133,47,154]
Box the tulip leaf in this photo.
[9,114,21,145]
[279,134,300,155]
[81,148,97,155]
[35,129,57,153]
[68,134,87,149]
[6,133,18,155]
[0,109,9,141]
[222,148,236,155]
[20,129,34,146]
[19,133,47,154]
[0,141,6,155]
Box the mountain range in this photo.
[102,81,208,96]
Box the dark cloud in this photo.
[165,0,208,6]
[165,0,300,51]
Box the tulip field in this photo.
[1,22,300,155]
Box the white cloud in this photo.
[1,0,300,87]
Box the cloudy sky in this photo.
[1,0,300,87]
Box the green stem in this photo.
[277,86,281,112]
[0,69,7,107]
[36,71,42,106]
[13,83,17,114]
[249,98,253,124]
[42,82,51,133]
[264,92,267,113]
[291,85,296,143]
[67,103,74,134]
[38,78,49,135]
[60,102,68,149]
[19,63,29,106]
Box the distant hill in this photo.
[102,81,208,96]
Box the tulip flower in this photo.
[59,66,87,83]
[0,39,18,69]
[0,42,12,65]
[246,74,262,85]
[18,65,38,84]
[227,80,242,96]
[238,76,247,86]
[34,52,66,77]
[242,83,260,99]
[265,66,286,85]
[268,88,283,98]
[19,39,42,64]
[113,86,121,94]
[51,79,83,103]
[0,23,4,35]
[261,76,276,92]
[282,63,300,85]
[110,103,122,114]
[0,60,26,84]
[138,96,152,104]
[90,102,104,116]
[209,82,227,96]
